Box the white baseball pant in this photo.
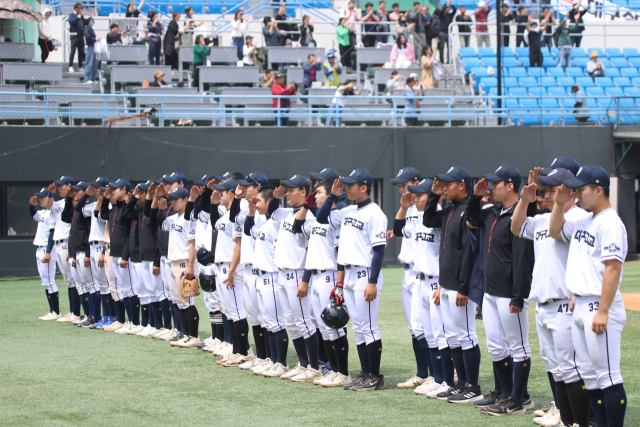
[279,268,315,340]
[572,295,626,390]
[401,265,424,338]
[36,246,58,293]
[310,270,346,341]
[536,299,581,384]
[105,244,118,301]
[129,261,146,302]
[111,256,135,300]
[141,260,164,303]
[69,256,87,295]
[170,259,198,309]
[54,240,73,288]
[418,275,447,349]
[343,266,383,346]
[439,287,478,350]
[483,293,531,363]
[160,256,175,304]
[215,262,246,321]
[89,242,108,295]
[243,265,262,327]
[257,271,285,333]
[75,251,99,294]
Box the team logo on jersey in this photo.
[397,169,403,177]
[218,224,226,231]
[605,243,620,253]
[375,231,385,239]
[535,229,550,240]
[258,232,266,241]
[282,222,296,234]
[312,226,328,237]
[343,217,364,230]
[573,229,595,247]
[416,232,435,242]
[172,224,184,232]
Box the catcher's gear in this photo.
[304,191,317,208]
[329,282,344,306]
[182,276,200,298]
[199,272,216,293]
[321,296,350,329]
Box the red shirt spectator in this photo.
[271,74,296,108]
[474,3,491,33]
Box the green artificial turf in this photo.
[1,262,639,426]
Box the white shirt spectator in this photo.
[39,19,51,40]
[243,44,255,65]
[230,19,249,38]
[586,59,605,74]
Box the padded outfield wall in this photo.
[0,126,637,277]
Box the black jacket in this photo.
[139,199,159,264]
[100,200,130,259]
[84,26,96,46]
[163,20,179,55]
[465,196,535,308]
[62,195,91,258]
[423,194,474,296]
[124,197,143,263]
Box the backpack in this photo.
[429,17,441,38]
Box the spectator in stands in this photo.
[473,2,491,48]
[420,45,438,89]
[231,10,250,61]
[427,10,440,51]
[390,34,415,68]
[271,73,296,126]
[536,187,548,211]
[568,0,586,47]
[376,2,391,45]
[572,84,589,123]
[164,12,182,74]
[404,76,424,126]
[275,3,289,46]
[361,3,381,48]
[395,16,411,42]
[242,36,256,66]
[83,17,100,84]
[263,17,280,47]
[38,9,53,63]
[300,15,315,47]
[150,70,168,87]
[407,2,427,61]
[260,69,276,88]
[193,35,213,88]
[389,3,401,21]
[542,7,556,49]
[303,54,322,92]
[386,70,406,93]
[326,81,363,127]
[184,6,204,36]
[527,16,547,67]
[438,0,456,64]
[555,17,578,68]
[323,52,343,87]
[107,24,126,44]
[68,3,93,73]
[336,19,352,75]
[500,3,514,48]
[457,5,472,48]
[340,0,361,32]
[422,7,432,45]
[587,51,606,78]
[125,0,144,17]
[147,12,163,66]
[515,6,528,47]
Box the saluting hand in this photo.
[273,185,286,199]
[520,183,538,203]
[29,196,38,206]
[473,178,489,197]
[331,178,344,196]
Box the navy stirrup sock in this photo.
[80,293,90,317]
[45,290,53,313]
[159,299,172,329]
[141,304,150,327]
[70,287,81,316]
[493,356,514,399]
[100,294,109,318]
[451,347,468,385]
[91,292,101,319]
[333,335,350,376]
[274,329,289,366]
[429,347,444,384]
[323,339,338,373]
[123,297,132,322]
[130,295,141,326]
[416,336,431,379]
[107,294,117,317]
[304,332,320,370]
[463,345,482,388]
[602,383,626,427]
[151,301,163,328]
[512,360,531,404]
[589,389,608,427]
[356,343,370,375]
[366,339,383,377]
[292,337,310,367]
[221,313,232,344]
[268,331,278,361]
[51,291,60,315]
[116,300,126,323]
[440,347,455,386]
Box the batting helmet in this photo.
[199,272,216,293]
[321,297,350,329]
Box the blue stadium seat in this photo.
[542,57,556,67]
[501,47,516,57]
[573,57,589,67]
[471,67,490,78]
[520,98,540,108]
[595,77,614,87]
[505,98,520,108]
[587,47,604,57]
[605,68,621,77]
[576,77,596,87]
[541,98,560,109]
[463,58,482,72]
[618,98,638,108]
[605,47,624,58]
[625,87,640,96]
[504,77,519,87]
[528,67,546,78]
[549,47,559,57]
[509,67,528,77]
[478,47,496,57]
[561,97,576,108]
[586,87,605,97]
[547,68,566,78]
[509,87,528,97]
[548,87,569,97]
[539,77,557,87]
[557,76,576,87]
[488,87,503,97]
[459,47,478,58]
[613,76,632,87]
[621,68,639,77]
[606,87,624,97]
[627,58,640,68]
[572,47,587,57]
[480,77,498,90]
[503,57,521,68]
[519,77,538,88]
[528,87,547,97]
[598,97,616,108]
[565,67,584,77]
[515,47,530,59]
[482,57,498,67]
[609,58,629,68]
[623,47,640,58]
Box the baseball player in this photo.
[268,176,320,381]
[48,176,80,323]
[320,169,388,391]
[245,186,292,377]
[309,168,348,211]
[466,165,535,415]
[102,192,123,330]
[293,178,350,386]
[512,167,592,427]
[388,167,433,390]
[31,188,59,321]
[154,185,201,348]
[550,165,628,427]
[423,166,482,403]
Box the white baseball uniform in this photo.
[163,212,197,309]
[561,207,628,390]
[235,207,265,328]
[87,204,109,295]
[74,201,99,294]
[195,209,219,312]
[51,199,73,288]
[398,205,424,337]
[32,208,58,294]
[103,228,117,301]
[214,209,245,321]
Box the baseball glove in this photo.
[182,276,201,298]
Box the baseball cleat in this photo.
[177,337,202,348]
[169,333,187,345]
[151,327,167,338]
[71,315,86,325]
[447,383,483,403]
[39,312,53,320]
[397,375,427,389]
[223,355,249,367]
[103,321,123,332]
[56,312,71,322]
[343,373,366,390]
[67,314,81,323]
[353,374,386,391]
[323,373,351,388]
[523,397,535,410]
[291,365,322,382]
[437,384,462,400]
[414,377,439,395]
[163,329,180,341]
[99,317,114,329]
[534,402,555,418]
[82,316,99,328]
[280,363,305,380]
[137,326,157,337]
[253,360,274,375]
[115,322,132,334]
[426,381,450,399]
[126,324,144,335]
[262,363,289,377]
[45,312,62,321]
[537,408,562,426]
[475,390,502,411]
[217,354,235,365]
[238,356,259,370]
[314,371,337,386]
[486,397,526,416]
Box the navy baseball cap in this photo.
[310,168,339,181]
[487,182,493,192]
[196,247,216,266]
[109,179,133,191]
[194,174,217,186]
[239,172,270,188]
[137,179,159,191]
[436,166,472,188]
[540,156,580,176]
[213,179,239,192]
[483,165,522,189]
[390,167,421,185]
[167,187,190,199]
[281,175,311,192]
[563,165,610,188]
[408,178,434,194]
[213,172,232,182]
[34,187,48,197]
[89,177,110,187]
[340,169,373,186]
[162,172,187,184]
[70,181,90,191]
[535,168,575,187]
[54,175,76,185]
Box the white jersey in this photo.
[32,209,55,246]
[398,204,420,264]
[273,206,315,270]
[194,210,210,250]
[412,218,441,277]
[251,217,280,273]
[520,206,591,302]
[163,212,196,261]
[87,201,106,242]
[561,207,628,297]
[304,214,341,271]
[329,200,388,268]
[236,209,265,265]
[51,199,71,241]
[215,209,242,263]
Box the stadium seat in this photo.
[488,87,503,97]
[471,67,490,77]
[605,47,624,58]
[594,77,614,87]
[628,58,640,68]
[598,97,616,108]
[572,47,587,58]
[478,47,496,57]
[609,58,629,68]
[459,47,478,58]
[508,87,527,97]
[618,98,638,108]
[505,98,519,108]
[623,47,640,58]
[587,47,604,57]
[548,87,569,97]
[561,97,576,108]
[501,47,516,57]
[520,98,540,108]
[515,47,530,59]
[606,87,624,97]
[557,76,576,87]
[573,57,589,67]
[541,98,560,109]
[502,57,519,68]
[576,77,596,87]
[565,67,584,77]
[547,68,566,78]
[539,77,557,88]
[463,58,482,72]
[528,87,547,97]
[519,77,538,88]
[549,47,559,57]
[621,68,639,77]
[542,57,556,67]
[613,76,632,87]
[605,68,621,78]
[586,87,605,97]
[625,87,640,97]
[509,67,528,78]
[481,57,498,67]
[480,77,498,90]
[504,77,519,87]
[528,67,546,78]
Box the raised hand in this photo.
[133,187,144,199]
[48,183,57,194]
[556,184,573,205]
[520,183,538,203]
[155,183,167,198]
[29,196,38,206]
[248,196,258,214]
[86,186,96,197]
[273,185,286,199]
[528,167,542,185]
[473,178,489,197]
[235,184,246,199]
[331,178,344,196]
[148,182,158,196]
[431,177,445,195]
[206,178,218,190]
[304,191,317,208]
[158,198,168,210]
[96,188,104,199]
[189,185,199,200]
[211,189,221,205]
[400,191,414,208]
[105,187,113,199]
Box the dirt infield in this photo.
[622,293,640,311]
